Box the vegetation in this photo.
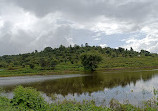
[80,51,102,71]
[0,86,157,111]
[11,86,48,111]
[0,43,158,76]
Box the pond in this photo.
[0,69,158,107]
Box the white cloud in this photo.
[1,0,158,54]
[91,18,135,35]
[0,2,87,55]
[122,22,158,53]
[100,44,107,48]
[94,38,101,41]
[122,34,158,52]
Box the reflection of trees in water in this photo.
[141,73,155,82]
[3,71,157,96]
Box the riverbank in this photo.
[1,64,158,77]
[0,68,84,77]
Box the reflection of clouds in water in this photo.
[1,72,158,107]
[129,76,158,93]
[53,76,158,107]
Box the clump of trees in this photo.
[39,58,58,70]
[80,52,102,71]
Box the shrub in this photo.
[11,86,48,111]
[29,64,35,69]
[0,96,16,111]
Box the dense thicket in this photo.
[0,43,157,70]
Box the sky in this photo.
[0,0,158,55]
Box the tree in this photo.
[35,50,38,53]
[85,43,89,47]
[50,59,58,70]
[39,58,47,68]
[29,63,35,69]
[43,47,52,52]
[140,50,151,56]
[80,52,102,71]
[130,47,134,52]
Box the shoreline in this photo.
[99,66,158,71]
[1,65,158,77]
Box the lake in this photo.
[0,69,158,107]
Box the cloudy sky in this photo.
[0,0,158,55]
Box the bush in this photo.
[0,96,16,111]
[29,64,35,69]
[11,86,48,111]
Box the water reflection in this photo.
[1,69,158,106]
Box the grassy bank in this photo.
[1,56,158,77]
[0,66,84,77]
[0,86,157,111]
[99,56,158,69]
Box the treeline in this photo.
[0,43,157,70]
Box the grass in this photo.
[1,56,158,77]
[0,66,83,77]
[99,56,158,69]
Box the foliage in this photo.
[50,100,112,111]
[50,58,58,70]
[0,96,16,111]
[11,86,48,111]
[80,51,102,71]
[29,63,35,69]
[0,43,158,75]
[0,86,157,111]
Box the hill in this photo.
[0,43,158,76]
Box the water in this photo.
[0,69,4,71]
[0,69,158,106]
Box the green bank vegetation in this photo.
[0,43,158,76]
[0,86,157,111]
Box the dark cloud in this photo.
[10,0,154,22]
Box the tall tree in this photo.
[80,52,102,71]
